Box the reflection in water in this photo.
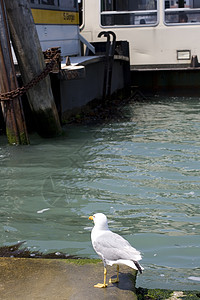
[0,97,199,290]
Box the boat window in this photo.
[30,0,59,7]
[164,0,200,24]
[101,0,158,26]
[30,0,78,10]
[41,0,56,5]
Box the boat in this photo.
[80,0,200,94]
[30,0,80,58]
[29,0,130,119]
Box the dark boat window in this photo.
[164,0,200,24]
[30,0,58,7]
[101,0,158,26]
[30,0,78,11]
[41,0,55,4]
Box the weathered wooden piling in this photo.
[0,0,29,145]
[5,0,62,138]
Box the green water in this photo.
[0,96,199,290]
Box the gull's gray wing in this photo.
[93,231,141,261]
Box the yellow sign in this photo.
[31,9,79,25]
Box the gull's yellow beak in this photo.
[89,216,93,220]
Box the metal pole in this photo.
[98,31,110,101]
[0,0,29,145]
[107,31,116,97]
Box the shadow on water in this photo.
[64,89,147,125]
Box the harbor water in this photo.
[0,96,199,291]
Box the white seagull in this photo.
[89,213,143,288]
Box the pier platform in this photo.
[0,257,137,300]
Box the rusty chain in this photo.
[0,48,61,101]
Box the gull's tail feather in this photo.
[133,260,143,274]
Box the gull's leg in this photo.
[109,265,119,284]
[94,267,108,288]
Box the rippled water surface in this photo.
[0,96,200,290]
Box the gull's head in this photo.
[89,213,109,230]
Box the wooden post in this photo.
[0,0,29,145]
[5,0,62,138]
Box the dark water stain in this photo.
[0,241,78,259]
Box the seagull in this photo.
[89,213,143,288]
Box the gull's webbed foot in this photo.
[94,266,108,288]
[94,283,108,288]
[109,265,120,284]
[109,278,119,284]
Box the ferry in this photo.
[28,0,130,116]
[79,0,200,93]
[30,0,81,57]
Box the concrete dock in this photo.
[0,257,137,300]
